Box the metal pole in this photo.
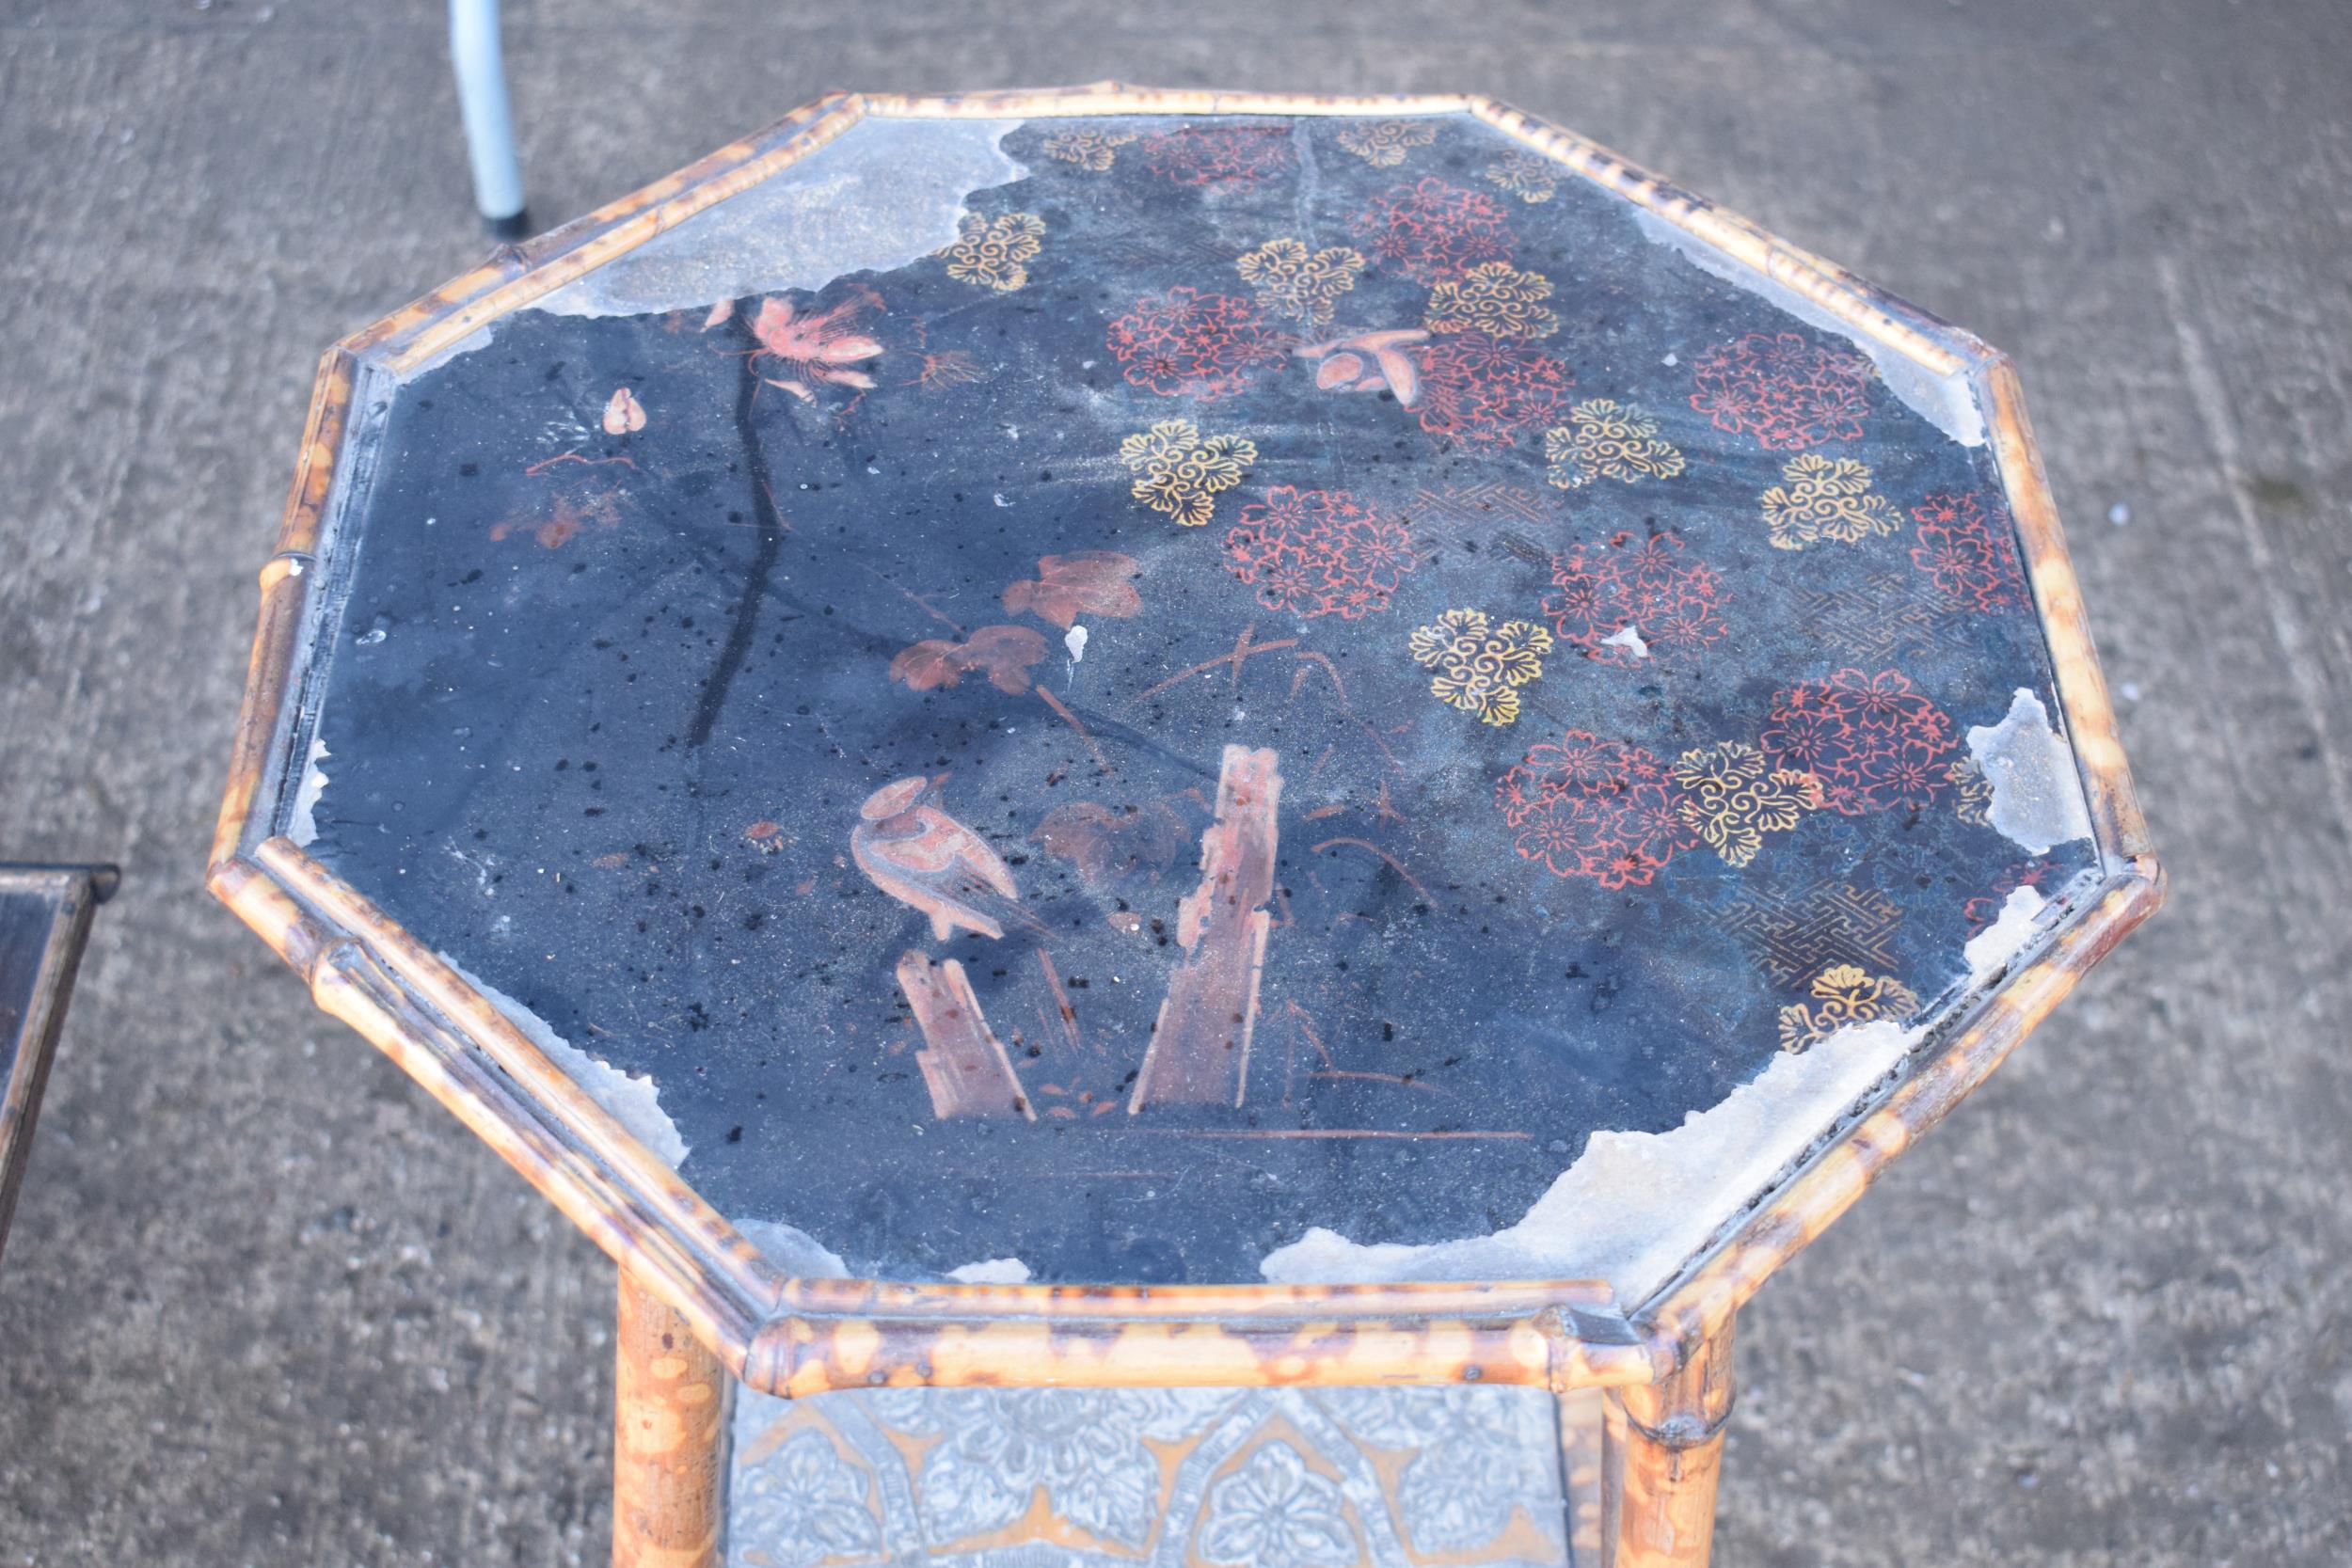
[449,0,528,237]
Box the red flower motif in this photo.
[1758,668,1958,815]
[1873,739,1948,807]
[1758,703,1843,775]
[1496,733,1661,824]
[1517,798,1603,877]
[1688,332,1874,451]
[1221,486,1415,620]
[1410,333,1572,451]
[746,294,883,404]
[1497,732,1694,887]
[1349,178,1515,284]
[1106,287,1288,401]
[1542,531,1725,661]
[1909,489,2026,610]
[1139,125,1296,185]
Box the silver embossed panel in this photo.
[726,1384,1601,1567]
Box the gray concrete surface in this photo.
[1,1,2346,1561]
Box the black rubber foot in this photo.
[483,208,531,241]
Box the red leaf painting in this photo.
[888,625,1049,695]
[1001,552,1142,628]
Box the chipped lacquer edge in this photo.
[213,82,2160,1400]
[1978,358,2151,857]
[1630,860,2162,1372]
[207,834,1643,1390]
[355,93,869,373]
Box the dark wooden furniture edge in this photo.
[0,863,119,1267]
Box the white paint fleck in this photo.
[1966,689,2093,854]
[947,1257,1033,1285]
[445,959,690,1168]
[286,736,330,847]
[1598,624,1650,658]
[2107,501,2132,526]
[993,493,1011,508]
[444,844,498,897]
[1633,209,1985,446]
[1063,624,1089,665]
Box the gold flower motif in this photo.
[1484,152,1560,203]
[1336,119,1438,166]
[1758,454,1897,550]
[1544,400,1687,488]
[1777,965,1920,1053]
[1235,239,1368,328]
[941,212,1046,292]
[1948,756,1994,825]
[1042,129,1137,170]
[1118,420,1257,527]
[1409,610,1554,725]
[1424,261,1559,340]
[1671,742,1823,866]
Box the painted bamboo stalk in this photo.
[898,951,1034,1119]
[1130,744,1282,1110]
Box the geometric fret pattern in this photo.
[1789,566,1977,665]
[1708,876,1904,990]
[1406,482,1550,530]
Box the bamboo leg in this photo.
[1551,1386,1607,1567]
[1604,1316,1735,1567]
[613,1273,731,1568]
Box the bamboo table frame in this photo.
[212,84,2160,1566]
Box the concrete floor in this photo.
[2,1,2347,1562]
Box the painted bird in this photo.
[850,774,1031,942]
[1295,328,1427,407]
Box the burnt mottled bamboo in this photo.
[1607,1315,1736,1567]
[614,1272,731,1568]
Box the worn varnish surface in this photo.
[248,100,2127,1294]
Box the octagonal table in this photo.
[212,84,2160,1567]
